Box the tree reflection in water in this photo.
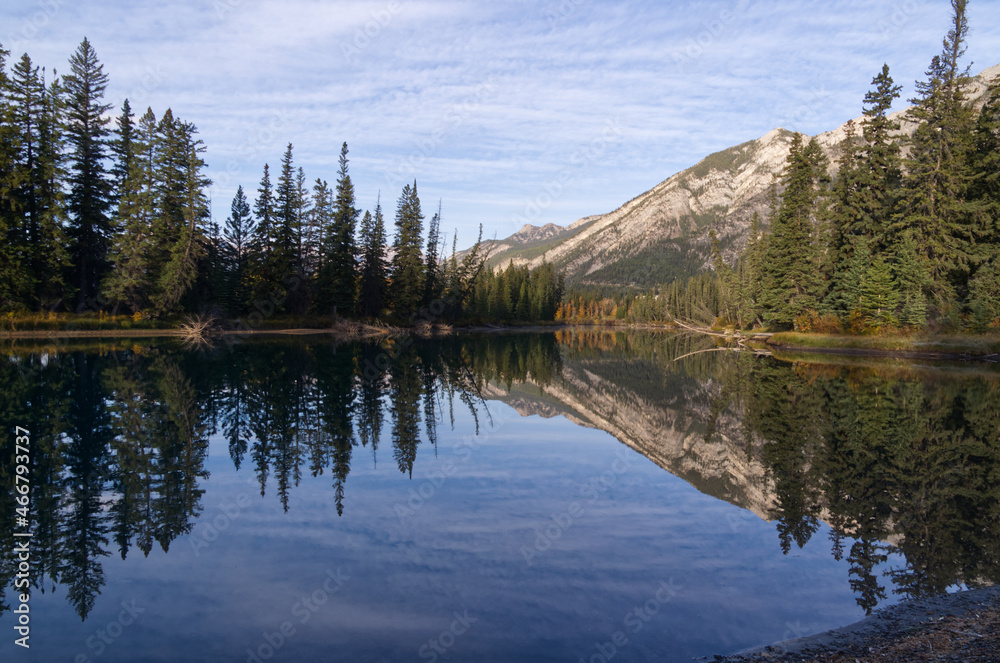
[0,332,997,620]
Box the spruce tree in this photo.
[34,68,70,309]
[358,197,388,318]
[968,78,1000,266]
[308,178,332,277]
[892,232,930,328]
[109,99,134,207]
[0,44,29,309]
[103,107,156,313]
[250,163,282,308]
[859,255,899,327]
[221,185,254,313]
[9,54,44,304]
[423,201,442,307]
[63,38,113,310]
[389,181,424,319]
[9,54,69,309]
[857,64,903,245]
[316,142,358,316]
[157,121,209,313]
[760,134,828,328]
[274,143,299,276]
[897,0,975,313]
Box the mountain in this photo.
[483,63,1000,288]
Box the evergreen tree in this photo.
[109,99,134,207]
[859,255,899,327]
[63,38,113,310]
[220,185,254,313]
[273,143,299,277]
[892,231,930,327]
[8,54,70,309]
[34,68,70,309]
[389,181,425,319]
[358,197,388,318]
[857,64,903,245]
[9,54,45,305]
[308,178,332,278]
[760,134,828,328]
[250,163,282,309]
[155,119,210,313]
[0,44,30,309]
[316,142,358,316]
[423,201,442,307]
[967,258,1000,329]
[103,107,156,313]
[897,0,975,313]
[967,76,1000,321]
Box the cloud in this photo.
[2,0,999,247]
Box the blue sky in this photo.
[3,0,999,250]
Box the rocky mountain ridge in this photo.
[484,63,1000,287]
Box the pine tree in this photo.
[358,197,388,318]
[274,143,299,276]
[0,44,29,309]
[220,185,255,313]
[109,99,134,208]
[968,77,1000,263]
[8,54,69,309]
[63,38,113,310]
[857,64,903,245]
[967,259,1000,329]
[859,255,899,327]
[33,68,70,309]
[893,232,930,327]
[9,54,44,305]
[103,107,156,313]
[760,134,829,328]
[423,201,442,307]
[389,181,425,319]
[250,163,282,309]
[157,121,209,312]
[316,142,358,316]
[897,0,975,313]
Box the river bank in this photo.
[766,331,1000,362]
[712,586,1000,662]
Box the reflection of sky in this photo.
[5,399,902,663]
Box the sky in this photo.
[3,0,1000,250]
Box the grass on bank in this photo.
[768,331,1000,356]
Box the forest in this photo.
[0,39,563,326]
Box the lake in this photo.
[1,330,998,662]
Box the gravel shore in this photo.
[711,587,1000,662]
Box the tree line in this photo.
[0,38,563,324]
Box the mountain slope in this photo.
[486,63,1000,288]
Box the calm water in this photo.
[1,331,998,662]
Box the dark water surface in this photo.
[1,331,998,662]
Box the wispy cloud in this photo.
[2,0,999,246]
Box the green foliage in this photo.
[389,181,425,319]
[968,258,1000,329]
[63,38,113,309]
[315,142,359,316]
[468,260,563,323]
[760,134,828,329]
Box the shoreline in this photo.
[712,586,1000,662]
[2,323,999,364]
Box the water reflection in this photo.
[1,331,998,625]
